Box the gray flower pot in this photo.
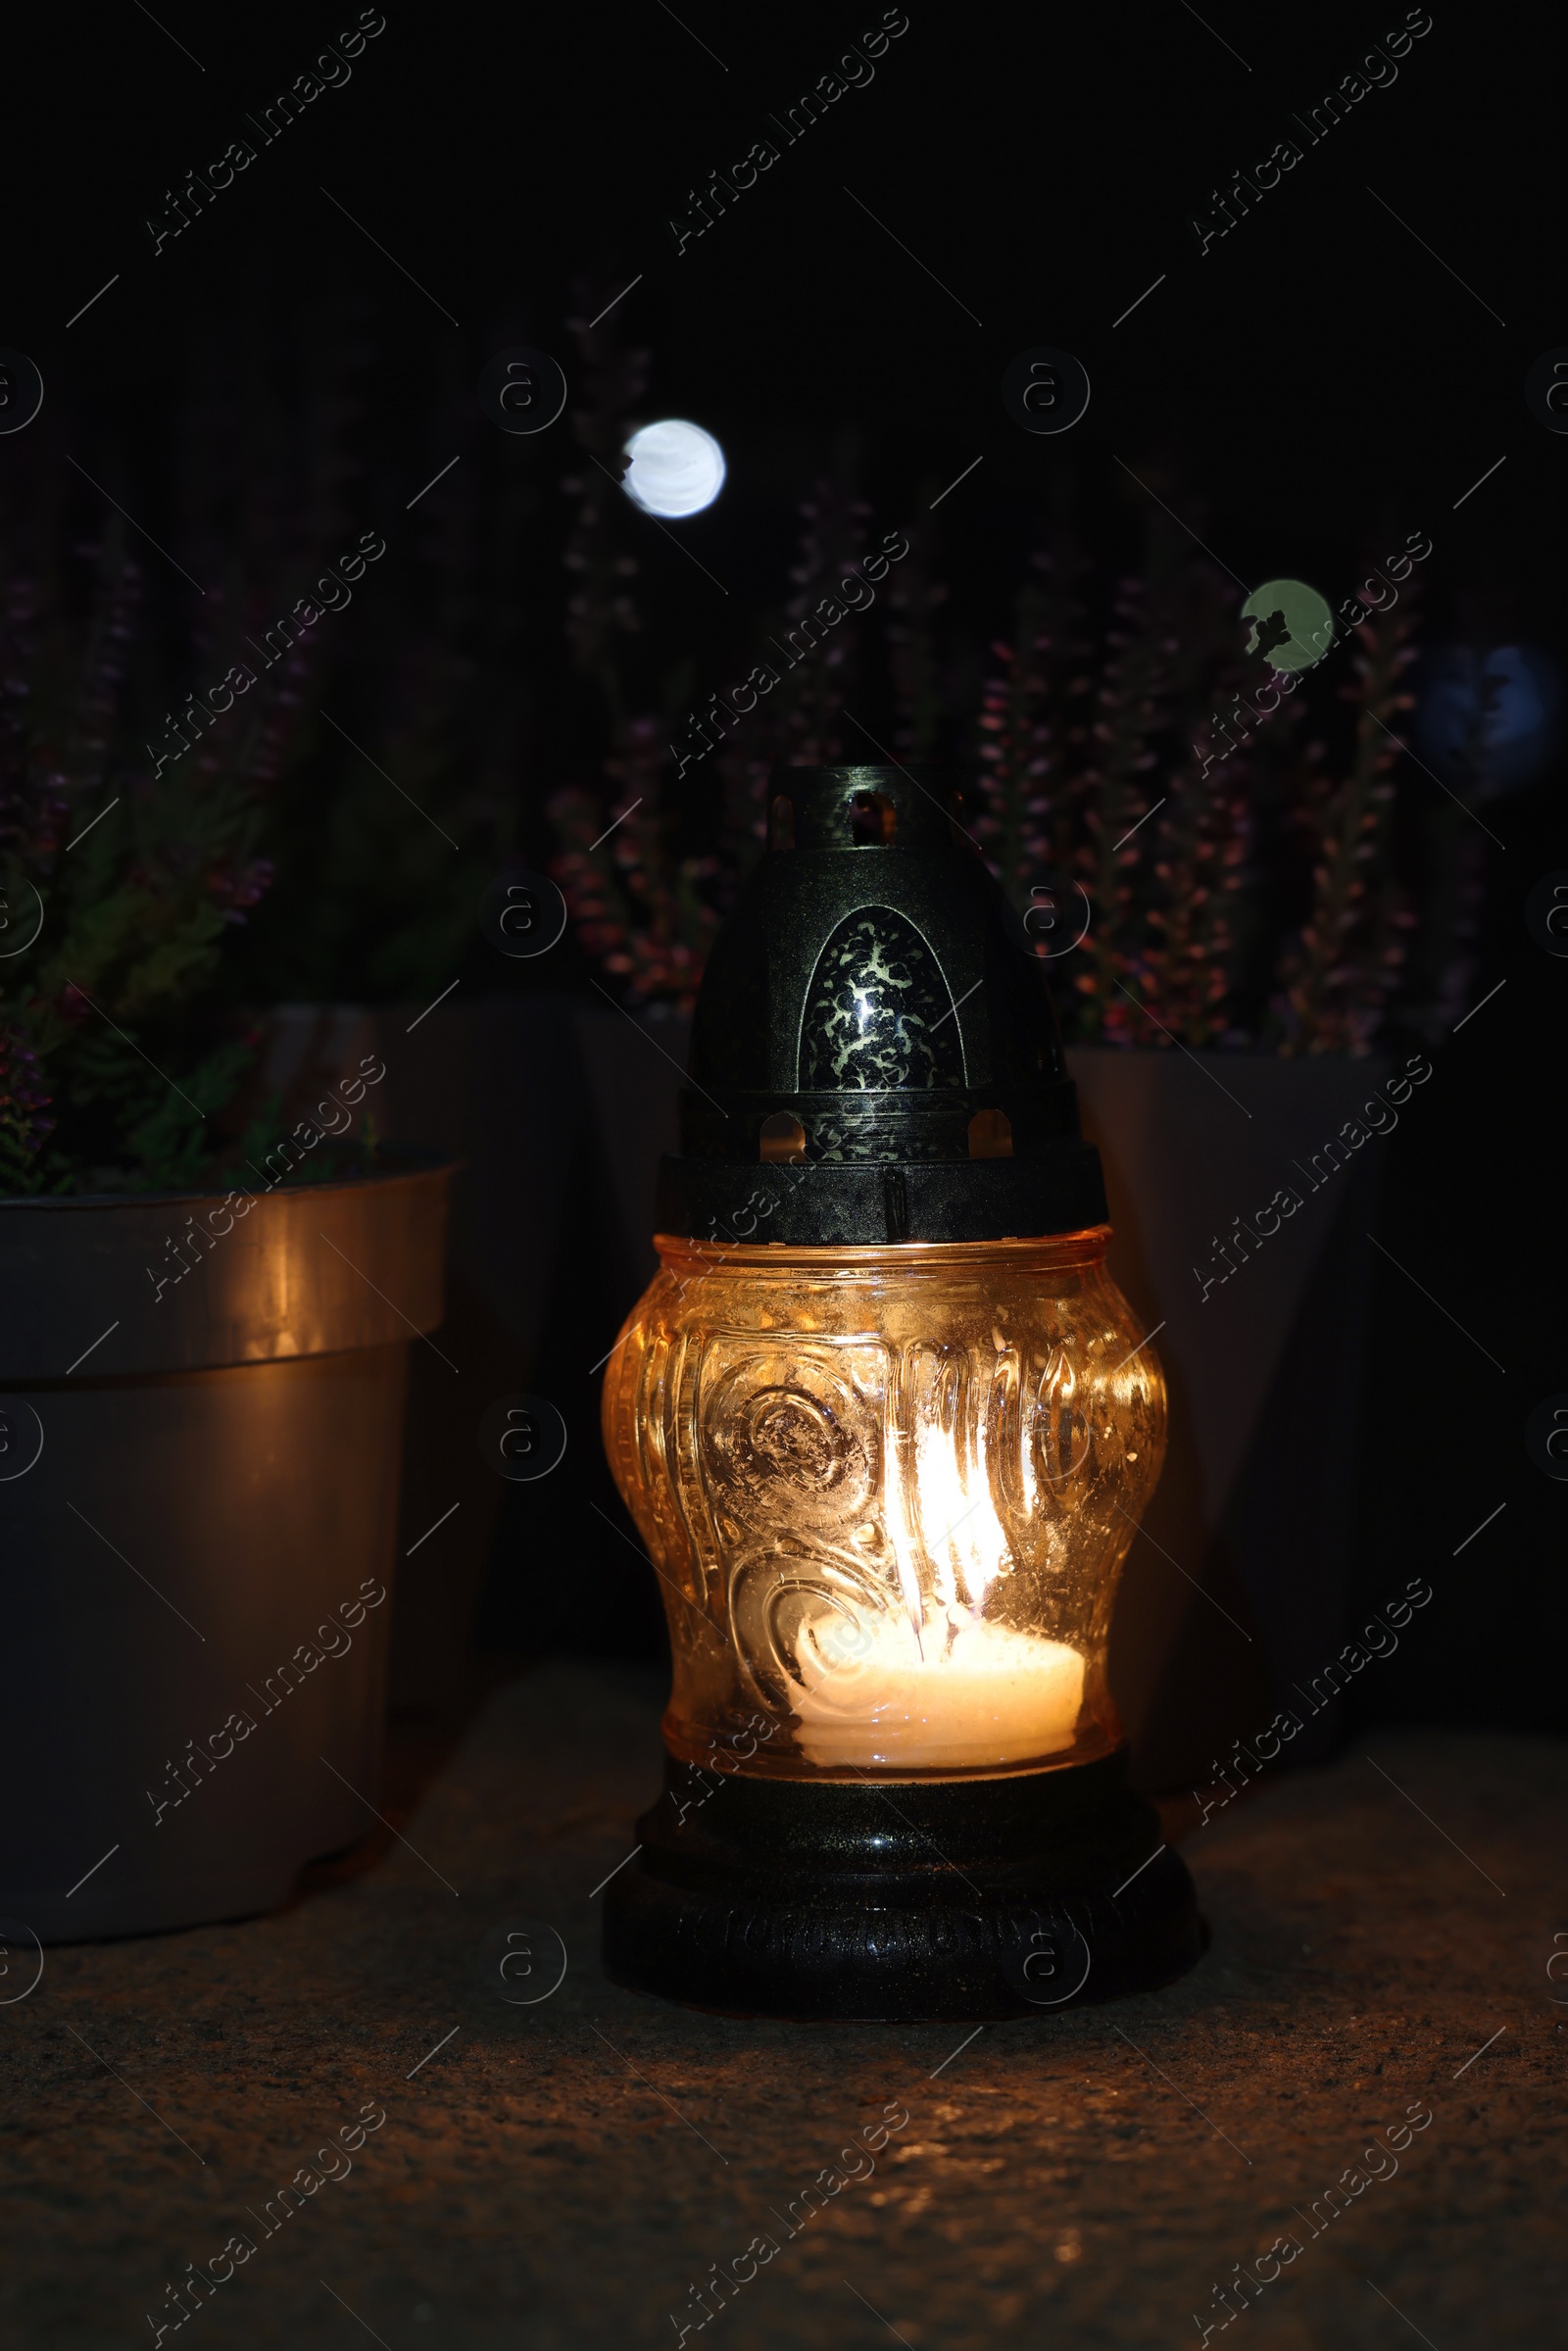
[0,1155,450,1940]
[259,999,610,1705]
[259,995,699,1698]
[1069,1047,1401,1785]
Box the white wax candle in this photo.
[790,1612,1085,1772]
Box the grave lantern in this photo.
[602,766,1201,2018]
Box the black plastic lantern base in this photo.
[602,1748,1204,2022]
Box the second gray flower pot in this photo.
[0,1153,451,1941]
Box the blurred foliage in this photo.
[0,500,305,1192]
[0,296,520,1191]
[0,281,1486,1197]
[543,336,1444,1055]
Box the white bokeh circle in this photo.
[620,419,726,518]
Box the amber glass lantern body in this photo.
[604,1230,1164,1783]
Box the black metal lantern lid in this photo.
[655,765,1107,1246]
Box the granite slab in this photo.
[2,1664,1562,2350]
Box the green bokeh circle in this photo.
[1241,578,1335,673]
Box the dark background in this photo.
[3,0,1562,1743]
[7,0,1555,611]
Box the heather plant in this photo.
[0,508,295,1195]
[549,715,718,1008]
[547,480,1448,1055]
[547,472,882,1011]
[969,530,1421,1053]
[1265,586,1421,1052]
[0,285,537,1195]
[0,302,375,1193]
[972,527,1285,1049]
[0,1023,52,1195]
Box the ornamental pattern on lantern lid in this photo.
[656,765,1107,1246]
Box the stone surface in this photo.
[2,1664,1564,2349]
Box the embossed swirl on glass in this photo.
[602,1231,1165,1783]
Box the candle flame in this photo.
[886,1341,1024,1645]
